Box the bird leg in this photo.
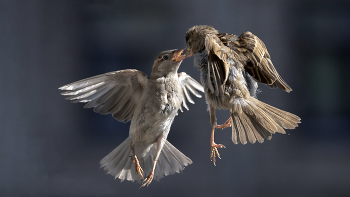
[209,105,226,166]
[216,117,232,129]
[131,141,144,179]
[141,134,165,188]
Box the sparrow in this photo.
[59,49,204,187]
[183,25,301,165]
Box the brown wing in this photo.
[229,31,292,92]
[59,69,148,122]
[204,34,237,96]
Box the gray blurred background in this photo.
[1,0,350,196]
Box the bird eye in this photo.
[163,55,169,60]
[188,41,192,47]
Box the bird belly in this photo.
[128,80,179,144]
[130,113,175,158]
[201,64,250,109]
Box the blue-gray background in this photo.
[1,0,350,196]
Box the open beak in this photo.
[172,49,187,62]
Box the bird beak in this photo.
[182,48,193,58]
[172,49,187,62]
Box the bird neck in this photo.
[198,45,206,53]
[150,69,179,80]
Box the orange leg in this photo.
[131,141,144,179]
[216,117,232,129]
[141,170,155,188]
[209,105,226,166]
[132,155,144,179]
[140,134,165,188]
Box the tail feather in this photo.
[160,149,175,176]
[245,99,284,134]
[249,115,273,142]
[231,112,272,144]
[230,97,300,144]
[100,137,192,182]
[252,97,301,129]
[118,157,133,182]
[239,112,256,144]
[260,100,300,126]
[144,140,192,181]
[111,142,134,181]
[233,115,247,144]
[100,138,140,182]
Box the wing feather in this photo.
[235,32,292,92]
[178,72,204,111]
[59,69,148,122]
[204,34,233,90]
[207,32,292,93]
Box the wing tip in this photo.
[282,84,292,93]
[58,85,69,90]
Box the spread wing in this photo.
[230,31,292,92]
[178,72,204,112]
[59,69,148,122]
[205,32,292,93]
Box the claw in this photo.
[131,156,144,179]
[210,143,226,166]
[140,171,154,188]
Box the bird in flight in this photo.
[59,49,203,187]
[183,25,301,165]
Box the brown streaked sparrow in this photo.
[183,25,301,165]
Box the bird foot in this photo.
[210,143,226,166]
[140,171,154,188]
[132,156,144,179]
[216,117,232,129]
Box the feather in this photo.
[60,81,105,96]
[83,84,120,108]
[59,69,148,122]
[59,73,109,91]
[207,61,215,94]
[182,83,194,104]
[229,97,300,144]
[185,82,202,98]
[239,112,257,144]
[178,72,204,111]
[237,32,292,92]
[100,139,192,183]
[233,115,247,144]
[184,77,204,93]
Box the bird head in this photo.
[150,49,186,78]
[183,25,219,57]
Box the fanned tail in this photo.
[144,140,193,181]
[100,138,192,182]
[100,137,141,182]
[230,97,301,144]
